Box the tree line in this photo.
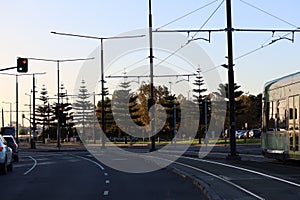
[32,71,262,143]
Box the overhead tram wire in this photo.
[154,57,196,73]
[153,1,224,72]
[106,57,148,77]
[239,0,300,29]
[156,0,220,31]
[202,30,300,74]
[230,0,300,62]
[190,0,225,40]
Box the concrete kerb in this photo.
[166,165,222,200]
[19,143,87,152]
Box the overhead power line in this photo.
[239,0,300,29]
[156,0,220,31]
[191,0,224,39]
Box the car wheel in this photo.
[0,161,8,175]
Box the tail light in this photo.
[0,146,3,151]
[14,143,17,148]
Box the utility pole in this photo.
[149,0,156,152]
[225,0,239,159]
[154,1,300,158]
[26,57,93,150]
[51,31,144,148]
[0,72,45,143]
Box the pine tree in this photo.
[112,80,143,143]
[72,80,95,140]
[35,85,53,143]
[214,83,245,135]
[161,93,179,140]
[96,97,114,138]
[192,68,207,143]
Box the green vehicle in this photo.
[262,71,300,160]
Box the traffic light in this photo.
[60,113,67,126]
[57,104,64,117]
[17,58,28,72]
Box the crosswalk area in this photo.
[13,152,91,174]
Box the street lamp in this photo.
[27,57,94,149]
[51,31,145,147]
[0,72,46,142]
[2,101,12,126]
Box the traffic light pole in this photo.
[16,75,19,142]
[26,57,94,150]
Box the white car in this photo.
[0,135,13,175]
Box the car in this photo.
[248,129,261,138]
[0,134,13,175]
[3,135,19,162]
[235,130,246,139]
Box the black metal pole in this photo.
[16,75,19,142]
[1,108,4,127]
[32,75,36,148]
[57,61,61,150]
[149,0,156,151]
[9,103,12,127]
[93,92,95,144]
[28,93,32,145]
[225,0,239,159]
[101,39,106,148]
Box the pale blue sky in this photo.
[0,0,300,124]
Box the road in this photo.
[1,144,300,200]
[163,145,300,200]
[1,151,205,200]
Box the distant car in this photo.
[248,129,261,138]
[1,127,16,138]
[0,135,13,175]
[235,130,246,139]
[3,135,19,162]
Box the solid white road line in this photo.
[74,155,105,170]
[155,156,265,200]
[23,156,37,176]
[182,156,300,188]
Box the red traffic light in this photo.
[17,57,28,73]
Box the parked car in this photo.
[248,129,261,138]
[0,135,13,175]
[235,130,246,139]
[0,127,16,138]
[3,135,19,162]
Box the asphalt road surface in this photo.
[1,151,205,200]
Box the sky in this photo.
[1,0,300,126]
